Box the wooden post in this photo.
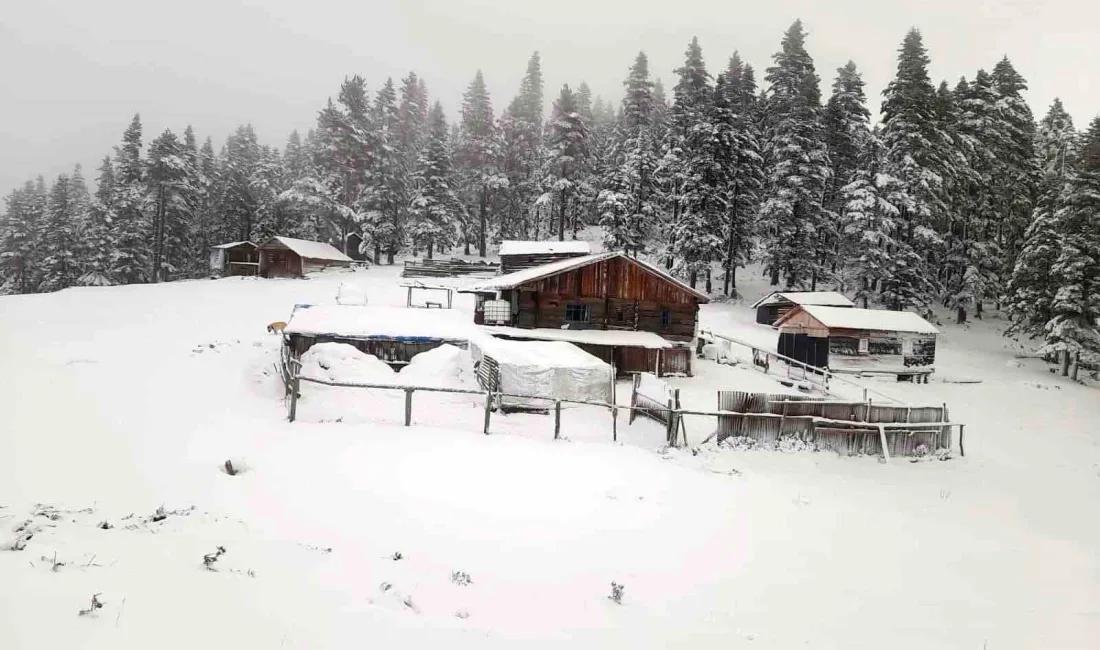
[404,389,413,426]
[612,406,618,442]
[655,349,661,378]
[447,288,453,309]
[958,424,965,457]
[878,424,891,464]
[406,286,412,308]
[288,375,300,422]
[554,400,562,439]
[483,392,492,434]
[629,373,639,424]
[665,396,674,445]
[862,387,868,403]
[865,397,872,422]
[671,388,681,447]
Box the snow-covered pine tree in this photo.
[758,20,831,289]
[823,60,871,277]
[410,102,465,258]
[146,129,193,282]
[0,179,46,293]
[38,174,79,292]
[77,157,116,286]
[990,58,1040,284]
[111,114,150,284]
[720,52,765,295]
[220,124,262,242]
[369,77,408,263]
[456,71,506,257]
[878,29,956,311]
[1042,116,1100,374]
[544,84,590,241]
[499,52,545,241]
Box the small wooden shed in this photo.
[752,291,855,325]
[258,236,353,278]
[774,305,939,375]
[498,240,591,274]
[209,241,259,277]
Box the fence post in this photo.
[862,387,868,403]
[483,392,493,434]
[958,424,966,457]
[878,424,891,464]
[665,397,674,446]
[288,375,299,422]
[629,373,639,424]
[404,388,413,426]
[554,400,562,440]
[612,405,618,442]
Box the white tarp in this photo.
[472,338,612,409]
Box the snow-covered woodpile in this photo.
[401,258,499,278]
[498,240,591,274]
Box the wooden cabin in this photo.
[751,290,854,325]
[498,240,591,274]
[258,236,353,278]
[209,241,259,277]
[774,305,939,379]
[459,252,710,376]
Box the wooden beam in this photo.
[878,424,891,464]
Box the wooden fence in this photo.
[401,258,500,278]
[715,390,955,458]
[628,373,684,446]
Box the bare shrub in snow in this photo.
[609,581,625,604]
[391,551,403,561]
[78,593,104,617]
[97,520,113,530]
[221,459,249,476]
[150,506,167,522]
[203,546,227,570]
[451,570,472,587]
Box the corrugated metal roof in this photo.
[211,240,257,250]
[751,291,855,309]
[777,305,939,335]
[263,236,353,262]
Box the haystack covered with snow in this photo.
[472,338,612,409]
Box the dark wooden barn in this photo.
[751,291,855,325]
[774,305,939,378]
[498,240,591,274]
[209,241,259,277]
[459,252,709,376]
[258,236,353,278]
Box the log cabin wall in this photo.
[511,256,701,341]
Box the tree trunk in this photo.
[373,244,381,265]
[478,187,487,258]
[689,270,697,289]
[956,307,967,324]
[386,248,395,265]
[1071,352,1080,381]
[810,269,818,292]
[1061,350,1071,376]
[769,264,779,286]
[975,301,983,320]
[426,239,433,260]
[723,223,736,296]
[558,190,567,241]
[705,271,712,294]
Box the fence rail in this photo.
[282,367,965,461]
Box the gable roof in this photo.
[211,240,257,250]
[498,240,591,256]
[261,236,352,262]
[751,290,855,309]
[458,251,710,302]
[776,305,939,335]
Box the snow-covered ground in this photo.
[2,260,1099,649]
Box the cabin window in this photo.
[615,306,624,322]
[901,338,914,356]
[660,308,672,327]
[858,338,869,353]
[565,302,590,323]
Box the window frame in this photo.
[564,302,591,324]
[660,307,672,327]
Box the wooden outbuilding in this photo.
[258,236,353,278]
[209,241,259,277]
[751,290,855,325]
[459,251,710,376]
[774,305,939,378]
[498,240,591,274]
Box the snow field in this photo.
[0,262,1098,649]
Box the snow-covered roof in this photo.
[459,252,710,302]
[498,240,592,256]
[475,338,609,369]
[480,325,675,349]
[263,236,353,262]
[285,305,474,340]
[751,291,855,309]
[211,240,257,250]
[777,305,939,335]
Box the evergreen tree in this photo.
[369,77,407,263]
[758,20,831,289]
[77,157,116,286]
[823,60,871,263]
[499,52,546,240]
[1042,116,1100,372]
[456,70,505,257]
[147,128,192,281]
[410,102,465,257]
[878,29,956,311]
[0,179,46,293]
[111,115,150,283]
[544,84,590,241]
[720,52,765,295]
[991,57,1040,282]
[38,174,79,291]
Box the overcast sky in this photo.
[2,0,1097,196]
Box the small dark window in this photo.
[660,308,672,327]
[565,302,590,323]
[615,306,624,322]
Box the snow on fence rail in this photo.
[629,373,685,447]
[280,360,965,460]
